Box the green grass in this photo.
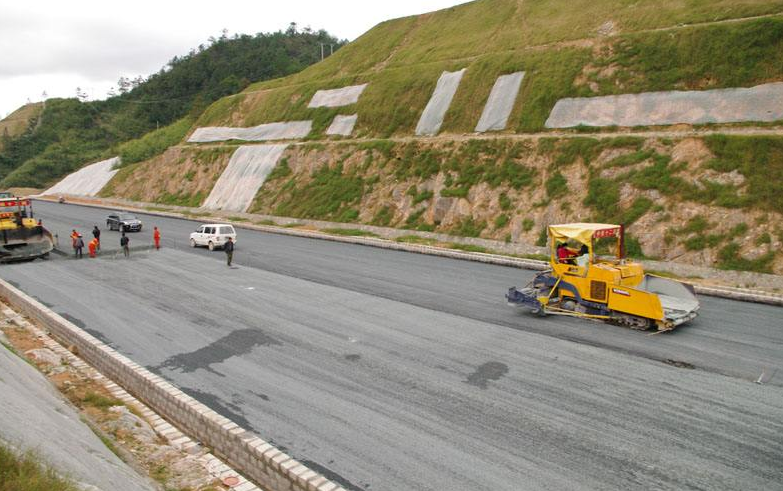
[411,189,434,205]
[717,242,775,273]
[0,443,79,491]
[545,172,568,199]
[395,235,438,245]
[683,234,722,251]
[270,162,365,221]
[321,228,379,237]
[266,157,292,181]
[81,392,123,409]
[536,227,548,247]
[450,216,487,238]
[703,135,783,212]
[371,206,394,227]
[583,177,620,222]
[448,243,490,253]
[499,193,512,211]
[440,187,469,198]
[197,11,783,139]
[115,117,193,167]
[156,191,206,208]
[729,222,749,238]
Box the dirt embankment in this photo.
[102,146,235,207]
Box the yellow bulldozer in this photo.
[0,193,54,262]
[506,223,699,331]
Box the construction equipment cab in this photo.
[506,223,699,331]
[0,194,54,262]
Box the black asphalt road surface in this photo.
[2,200,781,491]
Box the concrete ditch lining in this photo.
[33,197,783,307]
[0,278,348,491]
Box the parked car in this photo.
[106,212,142,232]
[190,224,237,251]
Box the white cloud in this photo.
[0,0,465,116]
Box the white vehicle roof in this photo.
[200,223,235,228]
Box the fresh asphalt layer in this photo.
[2,200,781,491]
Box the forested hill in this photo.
[0,25,345,188]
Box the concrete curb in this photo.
[35,198,783,307]
[0,278,348,491]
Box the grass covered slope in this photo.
[195,0,783,137]
[0,103,43,151]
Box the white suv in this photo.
[190,224,237,251]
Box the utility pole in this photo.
[320,43,334,61]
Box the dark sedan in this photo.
[106,212,142,232]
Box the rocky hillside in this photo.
[106,133,783,273]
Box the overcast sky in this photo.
[0,0,466,118]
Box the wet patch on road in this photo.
[465,361,509,389]
[32,295,54,308]
[59,312,86,329]
[664,359,696,369]
[300,459,367,491]
[249,390,269,401]
[344,354,361,362]
[83,328,114,346]
[154,328,281,375]
[181,387,257,433]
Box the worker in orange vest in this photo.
[153,226,161,250]
[70,229,79,255]
[88,237,98,258]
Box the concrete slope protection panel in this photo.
[545,82,783,128]
[415,69,466,136]
[188,121,312,143]
[202,144,288,212]
[326,114,358,136]
[308,84,368,108]
[44,156,120,197]
[475,72,525,132]
[0,339,154,491]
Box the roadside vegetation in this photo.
[0,443,78,491]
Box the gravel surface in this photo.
[3,201,781,491]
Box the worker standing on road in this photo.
[88,237,98,258]
[70,229,79,249]
[120,232,130,258]
[92,225,101,251]
[225,236,234,267]
[74,235,84,259]
[153,226,161,250]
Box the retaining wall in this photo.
[0,278,346,491]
